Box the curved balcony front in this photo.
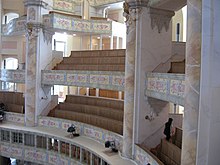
[2,16,26,36]
[1,112,162,165]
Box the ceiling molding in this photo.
[88,0,124,6]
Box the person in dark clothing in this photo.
[163,118,173,141]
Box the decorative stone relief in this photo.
[123,2,142,34]
[28,7,36,21]
[43,28,54,44]
[149,7,175,33]
[24,0,50,9]
[25,23,42,40]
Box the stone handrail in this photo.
[2,114,165,165]
[42,70,125,91]
[3,112,123,148]
[38,116,123,147]
[0,69,125,91]
[145,73,185,106]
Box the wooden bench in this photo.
[58,102,123,121]
[0,91,24,114]
[56,64,125,71]
[160,139,181,165]
[54,110,123,134]
[6,103,24,113]
[70,49,125,58]
[61,57,125,65]
[65,95,124,110]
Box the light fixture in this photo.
[67,124,79,137]
[105,140,118,152]
[97,37,100,39]
[73,34,76,36]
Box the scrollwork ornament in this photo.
[123,2,142,34]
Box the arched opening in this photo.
[1,58,18,91]
[2,57,18,69]
[2,13,19,24]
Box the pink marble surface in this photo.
[181,0,202,164]
[122,7,137,158]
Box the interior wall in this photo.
[66,35,81,56]
[108,9,124,23]
[1,36,25,64]
[134,7,173,145]
[81,36,90,50]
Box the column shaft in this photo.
[122,7,137,158]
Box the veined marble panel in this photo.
[5,112,25,124]
[0,143,23,158]
[0,69,124,91]
[2,16,26,36]
[145,72,185,106]
[24,148,47,163]
[0,143,73,165]
[44,12,112,34]
[0,69,25,83]
[42,70,125,91]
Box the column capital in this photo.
[123,2,142,34]
[149,7,175,33]
[25,23,42,40]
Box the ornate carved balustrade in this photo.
[145,72,185,106]
[43,12,112,34]
[0,69,25,83]
[0,70,186,105]
[1,113,162,165]
[42,70,125,91]
[0,69,125,91]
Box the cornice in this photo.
[126,0,149,8]
[24,0,51,9]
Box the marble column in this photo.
[122,2,139,158]
[181,0,201,164]
[196,1,220,164]
[25,22,40,126]
[24,0,53,126]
